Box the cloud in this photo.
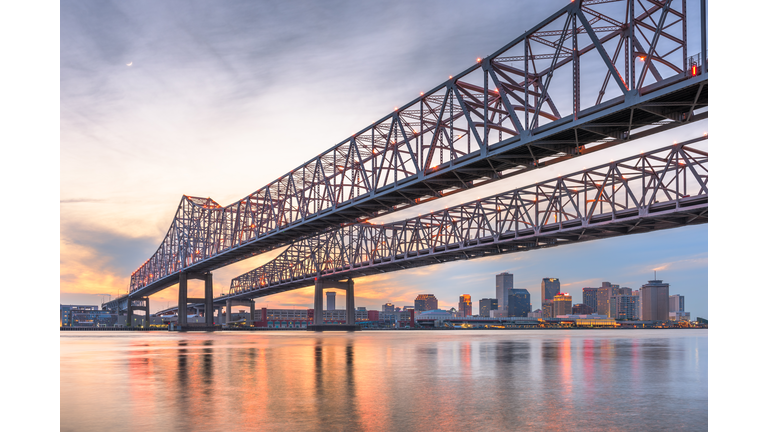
[60,198,106,204]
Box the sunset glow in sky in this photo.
[60,0,708,317]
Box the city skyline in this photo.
[59,0,708,320]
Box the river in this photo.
[60,329,707,431]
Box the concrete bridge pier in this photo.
[178,271,215,330]
[126,297,150,328]
[310,278,359,331]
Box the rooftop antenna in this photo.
[654,270,657,279]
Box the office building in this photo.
[609,295,639,320]
[669,311,691,321]
[541,278,560,305]
[596,282,619,315]
[553,293,573,317]
[508,289,531,317]
[414,294,438,312]
[479,298,498,317]
[617,287,633,296]
[640,279,670,321]
[326,291,336,310]
[572,303,593,315]
[458,295,472,317]
[542,300,554,319]
[582,288,598,313]
[496,272,514,313]
[382,302,395,313]
[633,289,643,319]
[669,295,685,312]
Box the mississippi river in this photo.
[61,329,707,431]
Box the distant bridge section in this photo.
[129,0,707,299]
[225,136,707,300]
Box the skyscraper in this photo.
[496,272,514,313]
[541,278,560,305]
[553,292,573,316]
[458,295,472,317]
[582,288,598,313]
[507,289,531,317]
[382,302,395,313]
[479,298,498,317]
[414,294,438,312]
[669,294,685,312]
[326,291,336,310]
[610,295,639,320]
[596,282,618,315]
[641,280,670,321]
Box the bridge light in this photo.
[691,63,698,76]
[420,92,424,96]
[477,58,482,63]
[638,55,646,61]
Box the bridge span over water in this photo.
[105,0,708,329]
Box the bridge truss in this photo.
[224,136,707,300]
[128,0,707,299]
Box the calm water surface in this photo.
[61,329,707,431]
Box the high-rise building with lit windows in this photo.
[382,302,395,313]
[326,292,336,310]
[414,294,438,312]
[458,295,472,317]
[541,278,560,304]
[508,289,531,317]
[553,292,573,316]
[479,298,498,317]
[582,288,598,313]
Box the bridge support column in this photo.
[127,301,134,327]
[310,278,358,331]
[248,300,255,327]
[179,272,188,328]
[346,279,355,326]
[143,297,150,329]
[314,279,323,326]
[205,273,214,327]
[226,300,232,327]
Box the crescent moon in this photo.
[126,62,133,66]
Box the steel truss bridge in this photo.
[107,0,708,325]
[224,137,707,300]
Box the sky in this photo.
[59,0,709,318]
[3,1,766,427]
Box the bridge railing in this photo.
[229,136,707,294]
[131,0,701,293]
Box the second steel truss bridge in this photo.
[221,136,707,302]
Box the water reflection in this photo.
[61,330,707,431]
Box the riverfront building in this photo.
[458,295,472,317]
[572,303,593,315]
[479,298,498,317]
[496,272,514,313]
[414,294,439,312]
[609,295,640,320]
[669,294,685,312]
[508,289,531,318]
[640,280,670,321]
[541,278,560,305]
[582,288,598,314]
[553,293,573,317]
